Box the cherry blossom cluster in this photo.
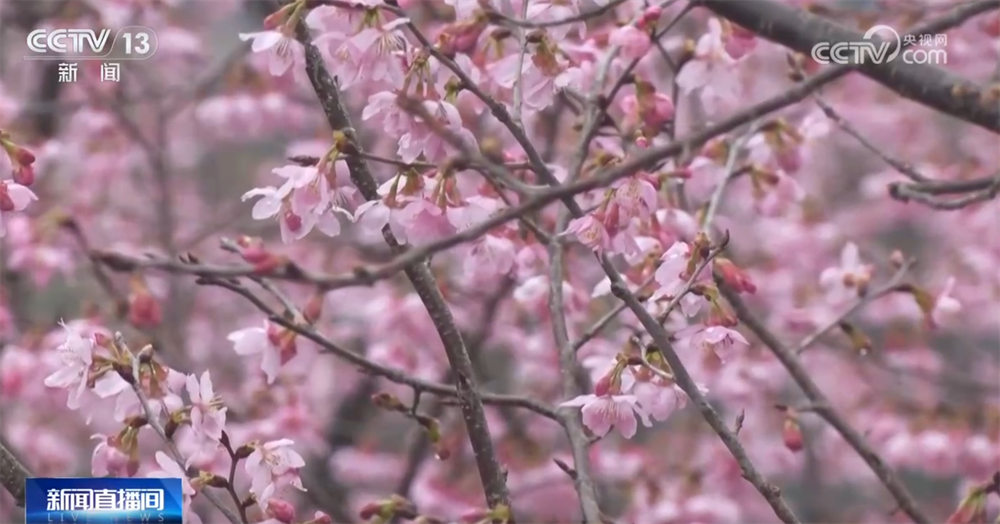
[1,0,998,523]
[42,321,324,524]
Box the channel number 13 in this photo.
[122,32,151,55]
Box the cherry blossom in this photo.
[245,439,306,509]
[227,321,288,385]
[560,394,652,439]
[819,242,874,302]
[239,31,306,79]
[677,325,750,363]
[0,180,37,237]
[2,1,998,523]
[186,371,227,441]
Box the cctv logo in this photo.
[26,29,112,55]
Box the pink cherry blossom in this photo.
[148,451,195,498]
[609,25,652,61]
[0,180,37,237]
[42,322,95,410]
[90,434,130,477]
[186,371,227,441]
[228,321,284,384]
[245,439,306,509]
[675,18,741,109]
[2,2,998,523]
[564,214,611,252]
[239,30,306,78]
[560,394,652,439]
[678,325,750,363]
[819,242,874,302]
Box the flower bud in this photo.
[128,275,162,329]
[945,488,987,524]
[593,373,613,397]
[137,344,155,363]
[265,497,296,524]
[203,474,230,489]
[358,501,382,520]
[303,291,325,325]
[839,322,872,356]
[436,16,488,57]
[642,5,663,24]
[11,145,35,166]
[262,3,294,30]
[234,444,255,460]
[237,236,287,274]
[164,417,180,440]
[783,416,803,452]
[372,392,405,411]
[13,164,34,186]
[434,442,451,460]
[715,258,757,294]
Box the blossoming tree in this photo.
[1,0,998,523]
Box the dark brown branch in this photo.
[0,440,30,507]
[292,24,515,518]
[718,284,932,524]
[696,0,1000,134]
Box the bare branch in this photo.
[718,285,933,524]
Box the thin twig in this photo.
[718,286,932,524]
[122,336,243,524]
[795,259,914,355]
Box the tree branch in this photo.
[606,264,802,524]
[696,0,1000,134]
[293,24,515,518]
[718,284,932,524]
[0,440,30,507]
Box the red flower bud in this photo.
[437,17,488,57]
[593,373,613,397]
[283,210,303,233]
[128,276,162,329]
[12,145,36,166]
[237,237,286,274]
[265,498,296,524]
[783,416,803,452]
[358,502,381,520]
[642,5,663,24]
[715,258,757,294]
[13,164,34,186]
[262,4,293,30]
[303,292,324,324]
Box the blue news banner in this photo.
[25,478,184,523]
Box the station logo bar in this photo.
[25,477,183,524]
